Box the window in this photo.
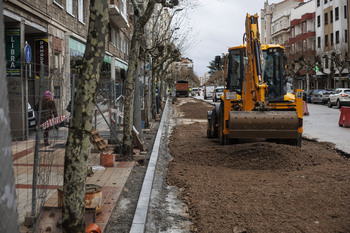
[324,0,327,3]
[335,7,339,20]
[109,27,116,46]
[291,27,295,38]
[116,30,120,49]
[345,6,347,19]
[66,0,73,15]
[331,33,334,45]
[336,30,339,44]
[78,0,84,22]
[54,0,63,7]
[317,36,321,48]
[54,86,60,99]
[303,40,306,51]
[317,15,321,27]
[325,56,329,69]
[330,10,333,23]
[317,0,320,7]
[324,12,328,25]
[302,21,307,33]
[325,34,328,46]
[345,30,348,43]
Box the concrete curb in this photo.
[129,98,169,233]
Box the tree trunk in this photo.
[62,1,108,232]
[0,1,19,231]
[122,0,157,158]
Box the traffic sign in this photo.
[25,44,32,64]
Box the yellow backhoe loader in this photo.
[207,13,303,147]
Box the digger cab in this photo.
[261,45,289,102]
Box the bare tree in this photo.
[332,52,350,88]
[317,55,336,89]
[294,55,317,93]
[62,1,109,232]
[122,0,178,159]
[206,70,224,86]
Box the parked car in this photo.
[306,89,319,103]
[213,86,224,102]
[204,85,215,99]
[328,88,350,108]
[310,89,325,104]
[28,103,36,127]
[321,89,335,104]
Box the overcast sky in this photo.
[178,0,283,77]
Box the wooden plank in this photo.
[132,127,145,151]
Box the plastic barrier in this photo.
[339,106,350,127]
[86,223,101,233]
[303,101,309,116]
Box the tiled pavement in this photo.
[13,137,134,232]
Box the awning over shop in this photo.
[69,37,114,63]
[115,59,128,70]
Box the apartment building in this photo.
[315,0,349,88]
[3,0,131,140]
[289,0,316,89]
[261,0,304,55]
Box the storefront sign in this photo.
[35,39,49,79]
[5,29,21,76]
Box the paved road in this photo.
[303,103,350,154]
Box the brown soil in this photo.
[167,98,350,233]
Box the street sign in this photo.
[25,44,31,64]
[313,65,319,73]
[146,63,150,70]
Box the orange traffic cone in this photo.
[339,107,350,127]
[86,223,101,233]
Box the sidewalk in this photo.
[13,128,134,232]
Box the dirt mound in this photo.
[175,98,213,119]
[167,98,350,233]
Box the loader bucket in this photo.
[229,111,299,139]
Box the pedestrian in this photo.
[40,90,58,146]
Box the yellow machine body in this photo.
[216,14,303,146]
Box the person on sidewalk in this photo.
[40,90,58,146]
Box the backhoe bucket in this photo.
[229,111,299,139]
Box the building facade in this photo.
[315,0,349,88]
[261,0,304,55]
[288,0,316,89]
[3,0,131,140]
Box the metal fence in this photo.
[9,61,125,231]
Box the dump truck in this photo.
[207,13,303,147]
[176,80,189,97]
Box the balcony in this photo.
[109,0,129,28]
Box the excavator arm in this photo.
[244,13,269,110]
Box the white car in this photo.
[213,86,224,102]
[328,88,350,108]
[28,103,36,127]
[204,85,215,99]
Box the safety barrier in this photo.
[303,101,309,116]
[339,106,350,128]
